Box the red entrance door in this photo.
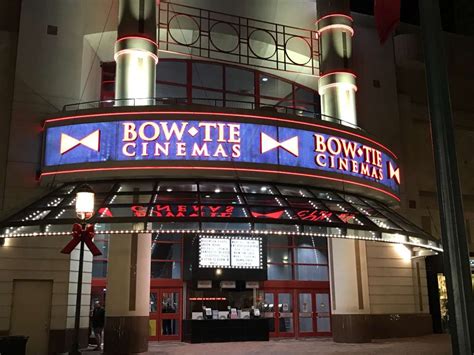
[297,290,331,336]
[149,288,182,341]
[263,290,295,337]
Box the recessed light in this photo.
[166,188,173,192]
[214,188,221,193]
[261,77,268,82]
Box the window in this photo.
[157,84,186,99]
[107,194,152,204]
[200,193,242,205]
[268,247,292,263]
[151,242,181,260]
[199,182,238,193]
[192,62,223,89]
[267,235,329,281]
[259,75,292,101]
[154,193,198,204]
[158,182,198,192]
[192,89,223,106]
[226,67,254,94]
[151,234,183,279]
[100,59,321,118]
[120,181,155,193]
[151,262,181,279]
[157,61,187,84]
[245,195,286,206]
[240,183,276,195]
[277,185,312,197]
[92,235,109,278]
[225,93,254,109]
[92,233,184,280]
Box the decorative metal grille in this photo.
[158,2,320,76]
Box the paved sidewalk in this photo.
[83,334,451,354]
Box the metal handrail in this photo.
[61,97,364,131]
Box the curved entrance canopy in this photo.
[0,180,441,253]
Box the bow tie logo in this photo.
[260,132,299,157]
[387,161,400,184]
[60,130,100,155]
[250,210,285,219]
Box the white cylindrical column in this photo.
[114,37,158,106]
[114,0,158,106]
[105,1,157,353]
[316,1,370,343]
[328,238,371,342]
[319,71,357,126]
[316,2,358,127]
[104,230,151,354]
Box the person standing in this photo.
[91,301,105,351]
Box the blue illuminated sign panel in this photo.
[43,118,400,195]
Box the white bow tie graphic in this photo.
[60,130,100,155]
[260,132,299,157]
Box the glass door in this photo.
[277,292,294,337]
[297,290,331,336]
[149,290,159,341]
[315,292,331,335]
[298,292,315,336]
[262,292,276,336]
[263,290,294,337]
[149,288,182,341]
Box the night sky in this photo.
[350,0,474,35]
[351,0,419,25]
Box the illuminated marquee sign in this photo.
[43,117,400,196]
[131,204,235,218]
[199,236,263,269]
[125,204,357,223]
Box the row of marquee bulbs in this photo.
[0,228,442,253]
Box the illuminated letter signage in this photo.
[43,114,400,197]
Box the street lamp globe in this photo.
[75,185,95,221]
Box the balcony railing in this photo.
[158,2,320,75]
[61,98,363,131]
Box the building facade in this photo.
[0,0,473,354]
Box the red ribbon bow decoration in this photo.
[61,223,102,256]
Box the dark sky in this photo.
[351,0,419,24]
[350,0,473,35]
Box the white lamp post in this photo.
[72,184,95,355]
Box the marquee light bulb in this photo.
[394,243,412,261]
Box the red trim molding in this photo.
[40,165,400,201]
